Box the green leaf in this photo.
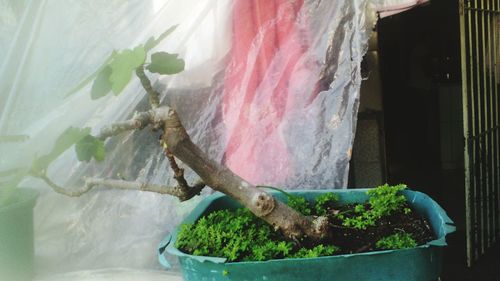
[91,66,112,100]
[65,50,117,98]
[144,25,178,51]
[75,135,105,162]
[32,127,91,172]
[109,46,146,94]
[146,52,185,75]
[144,37,156,52]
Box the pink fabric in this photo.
[222,0,306,185]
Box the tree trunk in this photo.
[161,108,329,241]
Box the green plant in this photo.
[366,183,409,216]
[375,232,417,250]
[175,207,339,262]
[291,244,339,259]
[258,186,339,217]
[287,195,312,216]
[340,184,411,230]
[176,208,284,261]
[314,192,339,216]
[258,185,312,215]
[0,21,338,241]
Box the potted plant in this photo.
[0,135,38,281]
[159,184,455,281]
[3,27,454,280]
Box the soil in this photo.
[176,195,436,260]
[324,202,434,254]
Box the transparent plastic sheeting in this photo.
[33,268,182,281]
[0,0,417,276]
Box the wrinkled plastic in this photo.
[33,268,182,281]
[0,0,426,276]
[372,0,429,18]
[161,189,456,281]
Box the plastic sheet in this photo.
[33,268,182,281]
[0,0,426,277]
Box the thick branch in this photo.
[136,65,160,109]
[97,110,153,140]
[161,109,329,240]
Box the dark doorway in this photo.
[377,2,471,280]
[378,2,461,203]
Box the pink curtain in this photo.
[222,0,308,185]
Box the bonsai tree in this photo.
[2,27,329,242]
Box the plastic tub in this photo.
[159,189,455,281]
[0,188,38,281]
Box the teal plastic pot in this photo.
[0,188,38,281]
[159,189,455,281]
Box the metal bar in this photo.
[496,0,500,239]
[460,0,474,266]
[461,0,500,264]
[480,0,492,250]
[491,0,498,243]
[460,0,500,264]
[483,0,492,249]
[486,0,495,246]
[491,0,498,242]
[487,0,496,244]
[494,0,500,239]
[471,0,480,263]
[474,0,486,255]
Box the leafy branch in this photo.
[4,25,331,241]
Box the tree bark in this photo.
[160,108,329,241]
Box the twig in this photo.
[35,172,204,201]
[95,106,173,140]
[84,177,203,200]
[163,146,206,201]
[165,149,189,192]
[136,65,160,109]
[36,173,94,197]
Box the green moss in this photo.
[314,192,339,216]
[176,185,414,261]
[176,205,339,262]
[375,232,417,250]
[341,184,411,230]
[287,195,312,215]
[291,244,339,259]
[175,208,274,261]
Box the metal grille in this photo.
[459,0,500,266]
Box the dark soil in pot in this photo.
[175,184,434,262]
[328,202,433,254]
